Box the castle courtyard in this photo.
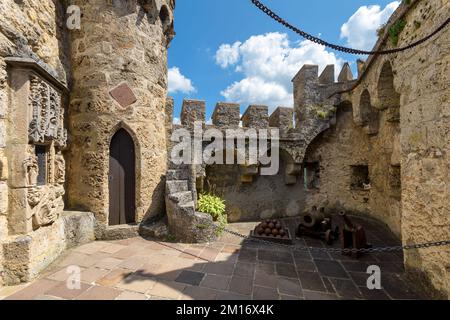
[0,0,448,302]
[1,217,422,300]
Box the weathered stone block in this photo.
[8,188,32,235]
[166,180,189,194]
[181,99,206,129]
[338,63,353,82]
[61,211,95,249]
[212,102,240,127]
[0,182,7,215]
[3,210,95,285]
[269,107,293,129]
[292,65,318,84]
[0,121,5,148]
[6,144,29,189]
[319,65,335,84]
[241,105,269,128]
[2,235,32,284]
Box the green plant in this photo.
[198,194,227,235]
[388,19,407,46]
[317,110,329,119]
[377,24,386,37]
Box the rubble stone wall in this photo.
[0,0,70,287]
[301,0,449,298]
[391,0,448,299]
[66,0,174,238]
[303,98,402,237]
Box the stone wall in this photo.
[3,211,94,285]
[170,100,313,223]
[66,0,175,238]
[0,0,70,287]
[205,156,306,222]
[390,0,448,299]
[300,0,449,298]
[302,89,402,237]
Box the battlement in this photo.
[241,105,269,128]
[212,102,240,127]
[292,63,355,86]
[181,99,205,129]
[293,63,356,127]
[176,99,295,131]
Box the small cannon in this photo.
[339,211,372,257]
[297,207,339,245]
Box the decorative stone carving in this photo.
[23,146,38,187]
[54,152,65,184]
[28,185,65,229]
[28,75,67,148]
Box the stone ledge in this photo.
[95,224,140,241]
[1,211,95,285]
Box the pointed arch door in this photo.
[109,129,136,225]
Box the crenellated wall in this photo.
[169,97,334,222]
[297,0,449,299]
[168,0,449,298]
[295,62,403,237]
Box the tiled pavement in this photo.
[0,217,424,300]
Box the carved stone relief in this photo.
[24,74,68,229]
[28,185,65,229]
[23,145,38,187]
[28,75,67,148]
[54,152,65,184]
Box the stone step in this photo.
[168,191,193,205]
[166,180,189,194]
[166,169,189,181]
[139,221,168,240]
[178,201,196,215]
[168,161,190,170]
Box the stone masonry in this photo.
[0,0,175,286]
[0,0,448,300]
[167,0,449,299]
[66,0,175,239]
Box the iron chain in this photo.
[250,0,449,55]
[220,225,450,254]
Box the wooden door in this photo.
[109,129,136,225]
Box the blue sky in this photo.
[168,0,400,122]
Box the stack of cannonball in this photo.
[255,219,289,238]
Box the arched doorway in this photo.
[109,129,136,225]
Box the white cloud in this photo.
[215,42,242,68]
[222,77,292,109]
[215,32,343,111]
[168,67,196,94]
[173,117,181,125]
[340,1,400,50]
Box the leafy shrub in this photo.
[198,194,227,234]
[377,24,386,37]
[317,110,329,119]
[388,19,407,46]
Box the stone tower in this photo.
[66,0,175,238]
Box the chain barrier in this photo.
[250,0,449,55]
[218,225,450,255]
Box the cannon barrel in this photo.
[301,206,325,228]
[339,211,355,230]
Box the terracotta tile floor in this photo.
[0,217,424,300]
